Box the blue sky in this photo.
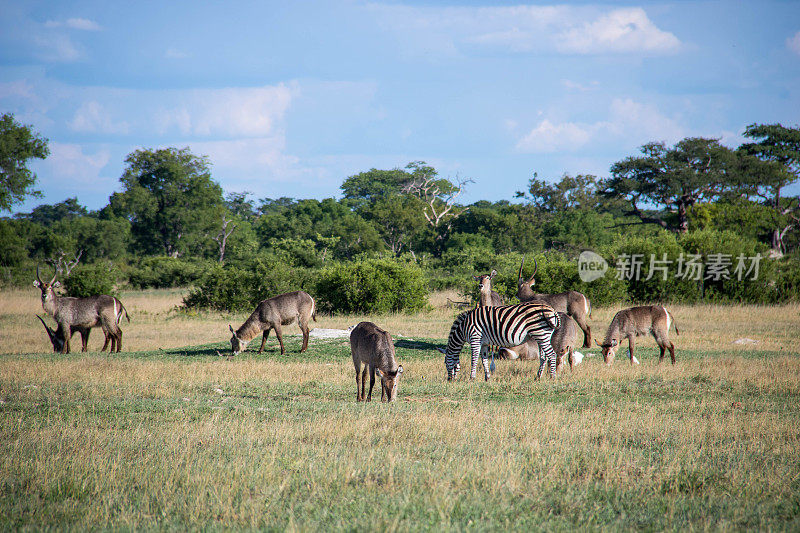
[2,0,799,213]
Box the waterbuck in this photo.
[33,266,129,354]
[350,321,404,402]
[229,290,316,355]
[498,312,579,373]
[36,311,126,353]
[474,270,504,307]
[596,305,679,365]
[517,257,593,348]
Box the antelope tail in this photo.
[117,300,131,324]
[668,310,679,335]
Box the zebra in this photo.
[441,301,561,381]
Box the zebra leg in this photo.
[469,338,482,380]
[535,335,559,379]
[480,344,491,381]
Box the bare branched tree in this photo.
[401,161,472,230]
[214,214,237,263]
[48,249,83,277]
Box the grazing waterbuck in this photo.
[350,321,404,402]
[33,266,129,353]
[516,257,593,348]
[474,269,504,307]
[36,309,127,353]
[596,305,679,365]
[498,312,579,373]
[229,290,316,355]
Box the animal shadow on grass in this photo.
[395,339,442,352]
[158,346,228,358]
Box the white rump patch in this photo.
[572,351,584,365]
[113,299,118,320]
[663,306,670,331]
[584,295,590,315]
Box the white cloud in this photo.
[42,143,111,184]
[69,101,130,135]
[515,98,685,153]
[516,119,593,153]
[557,8,680,54]
[369,4,680,56]
[561,79,600,92]
[44,18,101,31]
[33,33,81,62]
[165,48,189,59]
[788,31,800,56]
[156,85,294,138]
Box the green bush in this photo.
[605,233,699,303]
[514,252,627,307]
[183,257,311,311]
[314,258,428,314]
[64,263,119,297]
[128,256,210,289]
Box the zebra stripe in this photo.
[444,301,561,381]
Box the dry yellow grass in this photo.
[2,287,800,529]
[3,287,798,355]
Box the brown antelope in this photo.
[350,321,404,402]
[36,311,126,353]
[229,290,316,355]
[33,266,128,353]
[596,305,679,365]
[552,312,579,372]
[498,312,579,373]
[517,257,592,348]
[474,270,504,307]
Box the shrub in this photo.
[64,263,119,297]
[183,257,311,311]
[128,256,209,289]
[314,258,428,314]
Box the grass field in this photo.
[1,289,800,530]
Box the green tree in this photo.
[360,195,427,255]
[739,123,800,254]
[515,173,603,212]
[16,197,88,225]
[0,113,49,212]
[603,137,743,233]
[109,147,224,257]
[340,168,411,206]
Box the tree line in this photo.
[1,113,798,310]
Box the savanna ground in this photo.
[1,288,799,530]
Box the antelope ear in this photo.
[490,269,497,278]
[472,276,480,281]
[595,340,602,347]
[611,339,618,347]
[229,324,235,334]
[52,281,61,288]
[33,280,40,288]
[375,368,385,378]
[397,365,403,375]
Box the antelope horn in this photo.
[528,256,538,283]
[45,263,57,285]
[518,257,525,282]
[36,265,43,285]
[35,314,53,333]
